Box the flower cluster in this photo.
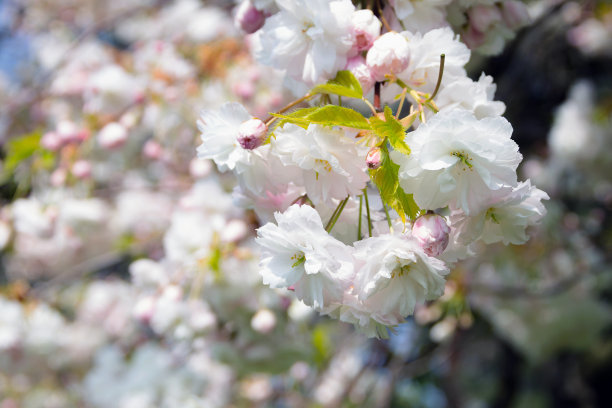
[199,0,547,337]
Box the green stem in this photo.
[382,202,392,230]
[362,97,377,116]
[358,194,363,241]
[265,93,313,126]
[426,54,445,102]
[363,188,373,237]
[325,198,344,229]
[325,196,350,233]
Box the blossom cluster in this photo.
[8,0,610,406]
[198,0,548,337]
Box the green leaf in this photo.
[271,105,371,130]
[3,131,43,176]
[369,106,410,155]
[369,144,419,223]
[311,70,363,99]
[266,106,320,143]
[312,325,332,367]
[270,106,319,130]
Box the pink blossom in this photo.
[366,32,410,82]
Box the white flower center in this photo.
[451,151,473,171]
[315,159,333,172]
[486,208,500,224]
[290,252,305,268]
[391,263,411,279]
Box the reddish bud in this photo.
[235,0,266,34]
[366,146,383,169]
[237,118,267,150]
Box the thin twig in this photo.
[363,188,373,237]
[358,195,363,241]
[325,196,350,232]
[265,93,313,126]
[425,54,445,102]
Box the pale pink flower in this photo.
[412,213,451,257]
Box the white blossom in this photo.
[388,0,452,34]
[436,72,506,119]
[84,64,143,116]
[196,102,253,171]
[392,109,522,215]
[353,233,449,317]
[253,0,356,87]
[398,27,470,92]
[256,204,355,309]
[271,123,369,205]
[450,180,549,245]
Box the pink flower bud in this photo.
[501,0,530,29]
[97,122,128,149]
[234,0,266,34]
[246,66,261,82]
[133,91,146,104]
[461,25,487,49]
[232,81,256,100]
[237,118,267,150]
[143,140,163,160]
[366,146,383,169]
[345,55,375,93]
[468,5,503,33]
[41,132,62,151]
[267,92,283,108]
[56,120,82,144]
[71,160,92,179]
[50,168,67,187]
[366,32,411,82]
[412,213,450,257]
[350,9,381,55]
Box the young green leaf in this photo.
[3,131,44,175]
[271,105,371,130]
[369,143,419,223]
[369,105,410,155]
[311,70,363,99]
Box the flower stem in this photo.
[396,87,408,120]
[382,201,393,232]
[265,93,313,126]
[363,188,373,237]
[358,194,363,241]
[374,82,381,111]
[325,196,350,233]
[425,54,445,102]
[362,97,377,116]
